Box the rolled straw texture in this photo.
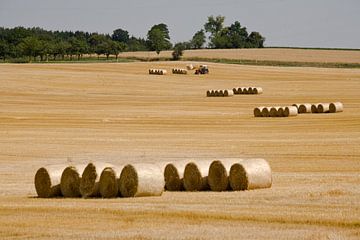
[329,102,344,113]
[299,104,312,113]
[317,103,330,113]
[99,166,123,198]
[164,160,189,191]
[254,107,265,117]
[208,159,243,191]
[60,164,87,198]
[119,163,164,197]
[284,106,298,117]
[229,158,272,191]
[35,164,68,198]
[80,162,114,198]
[183,160,212,191]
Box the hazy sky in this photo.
[0,0,359,48]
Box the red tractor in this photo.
[195,65,209,74]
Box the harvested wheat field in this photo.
[0,61,360,239]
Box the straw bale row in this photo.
[34,158,272,198]
[149,69,167,75]
[172,68,188,74]
[254,106,298,117]
[292,102,343,114]
[206,89,234,97]
[233,87,263,95]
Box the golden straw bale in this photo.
[299,104,312,113]
[208,159,243,191]
[164,160,189,191]
[35,164,68,198]
[329,102,344,113]
[284,106,298,117]
[254,106,265,117]
[99,166,123,198]
[60,164,87,198]
[317,103,330,113]
[183,160,212,191]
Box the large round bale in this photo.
[210,90,215,97]
[237,87,243,94]
[60,164,87,198]
[299,103,312,113]
[318,103,330,113]
[80,162,114,198]
[214,90,220,97]
[229,158,272,191]
[329,102,344,113]
[277,107,285,117]
[311,104,320,113]
[254,106,265,117]
[269,107,280,117]
[119,163,164,197]
[261,107,270,117]
[164,160,189,191]
[186,64,194,70]
[284,106,298,117]
[35,164,68,198]
[253,87,263,94]
[292,104,300,112]
[183,160,212,191]
[232,88,238,95]
[99,166,123,198]
[206,90,211,97]
[248,87,254,94]
[219,90,224,97]
[224,89,234,97]
[208,159,243,191]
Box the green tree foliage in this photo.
[172,42,186,60]
[18,36,41,61]
[247,31,265,48]
[112,28,129,43]
[147,23,172,54]
[191,30,206,49]
[204,15,225,35]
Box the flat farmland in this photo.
[0,62,359,239]
[119,48,360,63]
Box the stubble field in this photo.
[0,56,360,239]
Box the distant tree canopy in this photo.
[0,16,265,62]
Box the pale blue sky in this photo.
[0,0,359,48]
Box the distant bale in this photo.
[269,107,280,117]
[229,159,272,191]
[186,64,194,70]
[248,87,254,94]
[284,106,298,117]
[237,87,243,94]
[183,160,212,191]
[318,103,330,113]
[261,107,270,117]
[299,104,312,113]
[164,160,189,191]
[232,88,238,94]
[99,166,123,198]
[254,106,265,117]
[311,104,320,113]
[80,162,114,198]
[219,90,224,97]
[119,163,164,197]
[329,102,344,113]
[208,159,243,191]
[277,107,285,117]
[224,89,234,97]
[206,90,211,97]
[242,88,248,94]
[210,90,215,97]
[253,87,263,94]
[60,164,87,198]
[35,164,68,198]
[292,104,300,112]
[214,90,220,97]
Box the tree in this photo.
[112,28,129,43]
[172,42,185,60]
[191,29,206,49]
[18,36,41,61]
[247,32,265,48]
[0,40,9,61]
[228,21,248,48]
[147,23,172,54]
[204,15,225,35]
[110,41,126,60]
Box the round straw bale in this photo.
[183,160,212,191]
[210,90,215,97]
[99,166,123,198]
[311,104,320,113]
[299,103,312,113]
[80,162,114,198]
[277,107,285,117]
[162,69,167,75]
[253,87,263,94]
[214,90,219,97]
[237,87,243,94]
[232,88,238,94]
[229,158,272,191]
[329,102,343,113]
[248,87,254,94]
[224,89,234,97]
[242,88,249,94]
[60,164,87,198]
[186,64,194,70]
[292,104,300,112]
[35,164,68,198]
[164,160,189,191]
[261,107,270,117]
[254,106,265,117]
[219,90,224,97]
[208,159,243,191]
[119,163,164,197]
[206,90,211,97]
[284,106,298,117]
[269,107,280,117]
[318,103,330,113]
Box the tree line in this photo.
[0,15,265,62]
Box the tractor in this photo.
[194,65,209,74]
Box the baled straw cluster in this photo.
[35,158,272,198]
[291,102,343,114]
[172,68,188,74]
[254,106,298,117]
[149,69,167,75]
[206,89,234,97]
[186,64,194,70]
[233,87,263,95]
